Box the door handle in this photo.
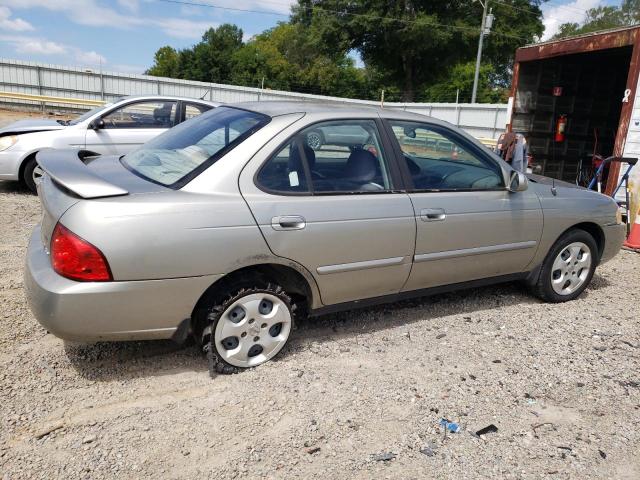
[271,215,306,230]
[420,208,446,222]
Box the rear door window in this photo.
[257,119,394,194]
[184,102,213,121]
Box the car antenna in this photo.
[551,177,557,196]
[200,88,211,100]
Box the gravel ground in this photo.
[0,109,74,129]
[1,180,640,480]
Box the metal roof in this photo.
[524,25,640,49]
[231,101,438,123]
[516,25,640,62]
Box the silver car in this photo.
[0,95,217,193]
[24,102,625,375]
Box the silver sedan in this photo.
[24,102,625,375]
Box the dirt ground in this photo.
[1,143,640,479]
[0,108,74,129]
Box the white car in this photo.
[0,95,218,192]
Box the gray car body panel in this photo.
[25,101,624,341]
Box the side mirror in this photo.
[508,170,528,192]
[90,118,105,130]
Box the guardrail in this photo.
[0,91,104,108]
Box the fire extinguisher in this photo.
[555,114,567,142]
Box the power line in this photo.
[542,0,594,16]
[491,0,540,17]
[155,0,533,41]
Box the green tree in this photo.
[192,24,244,83]
[552,0,640,39]
[423,61,507,103]
[290,0,544,101]
[146,24,244,83]
[145,46,180,77]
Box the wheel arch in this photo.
[190,262,318,341]
[18,151,38,183]
[562,222,605,261]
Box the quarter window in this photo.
[184,102,212,121]
[390,121,504,191]
[257,120,394,194]
[102,101,177,129]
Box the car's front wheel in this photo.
[533,229,598,302]
[23,156,43,194]
[203,283,294,375]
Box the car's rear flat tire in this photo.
[532,229,598,303]
[203,282,294,375]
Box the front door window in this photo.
[389,121,504,191]
[102,101,177,129]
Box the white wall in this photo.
[0,58,509,139]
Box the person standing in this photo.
[495,131,528,172]
[511,133,528,173]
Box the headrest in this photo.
[344,149,378,182]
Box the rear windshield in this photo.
[121,106,270,188]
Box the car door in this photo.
[240,118,416,306]
[84,99,178,155]
[384,119,543,291]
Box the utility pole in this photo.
[472,1,493,103]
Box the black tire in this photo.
[532,229,598,303]
[202,281,295,376]
[306,130,324,150]
[22,156,39,194]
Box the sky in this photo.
[0,0,625,75]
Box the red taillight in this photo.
[50,223,112,282]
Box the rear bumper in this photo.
[600,222,625,264]
[24,226,222,341]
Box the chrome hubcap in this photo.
[306,132,322,150]
[551,241,592,295]
[214,293,292,368]
[32,165,44,184]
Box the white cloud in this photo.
[1,0,220,38]
[152,18,218,39]
[16,39,67,55]
[0,6,34,31]
[117,0,139,13]
[75,49,106,65]
[542,0,604,40]
[188,0,296,15]
[0,34,107,67]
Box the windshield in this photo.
[68,103,113,125]
[121,107,270,188]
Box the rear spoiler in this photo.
[36,149,128,199]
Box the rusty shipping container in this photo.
[509,26,640,218]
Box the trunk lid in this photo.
[36,149,167,249]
